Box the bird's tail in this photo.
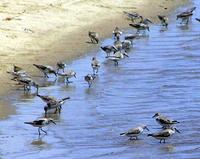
[172,120,180,124]
[147,134,153,137]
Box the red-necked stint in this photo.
[56,61,66,73]
[158,15,168,28]
[24,118,56,136]
[33,64,57,78]
[91,57,100,75]
[148,127,180,143]
[176,7,196,25]
[152,113,180,129]
[120,125,149,140]
[88,31,99,44]
[84,74,96,88]
[58,70,76,84]
[101,45,118,58]
[113,27,122,40]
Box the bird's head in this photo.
[152,112,161,118]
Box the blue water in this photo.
[0,1,200,159]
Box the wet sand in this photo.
[0,0,189,117]
[0,1,200,157]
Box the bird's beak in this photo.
[51,120,56,125]
[145,127,150,131]
[175,128,180,133]
[74,74,76,78]
[152,114,156,118]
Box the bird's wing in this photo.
[126,128,140,135]
[153,131,171,137]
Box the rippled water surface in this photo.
[1,2,200,159]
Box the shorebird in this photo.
[44,96,70,114]
[17,77,39,94]
[123,11,143,23]
[58,70,76,84]
[88,31,99,44]
[148,127,180,143]
[108,51,128,66]
[101,45,118,57]
[124,34,137,44]
[122,40,132,51]
[33,64,57,78]
[56,61,66,73]
[176,7,196,25]
[24,118,56,136]
[84,74,96,88]
[91,57,100,75]
[7,70,30,81]
[114,40,123,51]
[152,113,180,128]
[120,125,149,140]
[158,15,168,28]
[129,23,150,35]
[113,27,122,40]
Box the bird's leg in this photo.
[160,139,162,143]
[41,128,47,135]
[135,136,138,140]
[38,128,41,136]
[163,139,166,143]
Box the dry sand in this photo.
[0,0,189,119]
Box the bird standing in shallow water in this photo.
[120,125,149,140]
[24,118,56,136]
[33,64,57,78]
[91,57,100,75]
[84,74,96,88]
[152,113,180,128]
[148,127,180,143]
[158,15,168,28]
[58,70,76,84]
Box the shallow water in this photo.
[1,1,200,159]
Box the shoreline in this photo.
[0,0,190,119]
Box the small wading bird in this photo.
[176,7,196,24]
[91,57,100,75]
[152,113,180,128]
[123,11,143,23]
[108,51,128,66]
[122,40,132,51]
[148,127,180,143]
[56,61,66,73]
[7,65,30,80]
[84,74,96,88]
[58,70,76,84]
[88,31,99,44]
[33,64,57,78]
[101,45,118,58]
[113,27,122,40]
[24,118,56,136]
[44,96,70,114]
[158,15,168,28]
[16,77,39,94]
[129,23,150,35]
[37,94,70,114]
[120,125,149,140]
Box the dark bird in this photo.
[56,61,66,73]
[120,125,149,140]
[176,7,196,24]
[101,45,118,57]
[152,113,180,128]
[148,127,180,143]
[158,15,168,28]
[33,64,57,78]
[17,77,39,94]
[24,118,56,136]
[84,74,96,88]
[88,31,99,44]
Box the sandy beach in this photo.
[0,0,189,118]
